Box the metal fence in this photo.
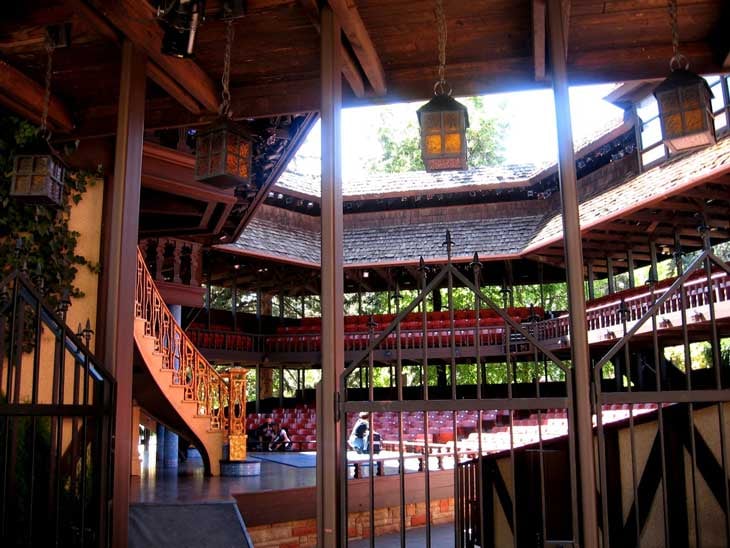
[0,270,115,547]
[337,234,730,547]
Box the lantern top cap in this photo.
[416,94,470,128]
[197,117,253,138]
[653,69,714,98]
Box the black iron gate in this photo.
[0,270,115,547]
[337,240,579,547]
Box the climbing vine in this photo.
[0,115,100,307]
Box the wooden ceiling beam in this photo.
[532,0,546,81]
[0,59,74,132]
[70,0,203,114]
[89,0,220,112]
[297,0,365,98]
[326,0,386,96]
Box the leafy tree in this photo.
[368,96,507,173]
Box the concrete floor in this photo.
[348,524,455,547]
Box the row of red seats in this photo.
[187,329,254,351]
[276,307,543,335]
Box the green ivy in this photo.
[0,115,100,308]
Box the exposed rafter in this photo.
[297,0,366,98]
[532,0,546,81]
[88,0,220,112]
[326,0,386,96]
[0,59,74,132]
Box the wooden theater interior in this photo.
[1,1,730,547]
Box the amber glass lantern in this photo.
[195,120,252,188]
[417,92,469,172]
[10,152,65,207]
[654,69,716,154]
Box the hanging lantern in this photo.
[10,150,66,207]
[417,92,469,171]
[9,33,66,207]
[195,120,252,188]
[194,18,252,188]
[654,69,715,154]
[417,0,468,172]
[654,0,716,154]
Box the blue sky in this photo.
[291,83,624,179]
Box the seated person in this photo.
[269,424,293,452]
[348,412,369,454]
[254,419,276,451]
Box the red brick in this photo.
[411,513,427,527]
[292,524,317,537]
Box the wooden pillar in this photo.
[317,5,343,546]
[547,1,599,546]
[587,261,595,301]
[627,249,636,289]
[606,257,615,294]
[100,40,146,548]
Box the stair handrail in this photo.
[135,247,229,434]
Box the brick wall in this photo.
[247,497,454,548]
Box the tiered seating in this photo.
[246,404,317,451]
[265,307,544,353]
[248,403,660,455]
[187,325,254,351]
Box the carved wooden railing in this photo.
[135,248,233,434]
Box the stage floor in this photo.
[131,451,316,504]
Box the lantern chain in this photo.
[41,37,56,138]
[667,0,687,70]
[434,0,450,96]
[220,19,234,118]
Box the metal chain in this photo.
[667,0,687,70]
[434,0,449,95]
[41,38,55,136]
[220,19,234,118]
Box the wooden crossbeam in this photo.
[0,59,74,132]
[326,0,386,96]
[297,0,365,98]
[89,0,219,112]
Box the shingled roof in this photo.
[273,115,628,202]
[224,208,544,266]
[222,134,730,268]
[526,133,730,251]
[275,163,541,200]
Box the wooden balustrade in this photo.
[136,248,229,434]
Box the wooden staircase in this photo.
[133,248,229,476]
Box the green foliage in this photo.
[0,116,99,307]
[368,97,507,173]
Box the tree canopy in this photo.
[369,96,508,173]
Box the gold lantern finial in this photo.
[195,19,253,188]
[653,0,715,154]
[417,0,469,172]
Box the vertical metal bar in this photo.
[318,6,343,546]
[255,363,260,414]
[702,231,730,540]
[674,239,702,548]
[473,260,486,548]
[547,2,599,545]
[650,284,671,544]
[421,264,432,547]
[394,290,406,547]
